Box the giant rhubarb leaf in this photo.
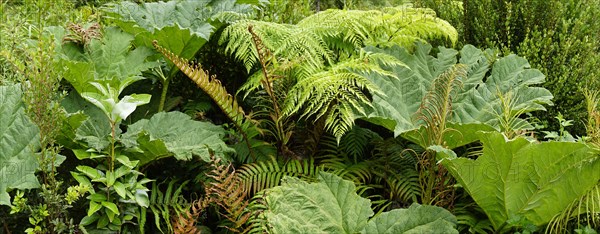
[104,0,254,66]
[362,43,553,143]
[60,27,158,95]
[121,111,233,165]
[0,84,40,205]
[263,172,457,233]
[437,131,600,230]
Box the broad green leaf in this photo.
[264,172,373,233]
[60,92,113,151]
[402,123,496,149]
[121,111,233,165]
[262,172,458,233]
[102,201,120,215]
[438,131,600,230]
[362,43,553,143]
[135,189,150,208]
[80,214,100,226]
[104,0,254,76]
[76,166,103,181]
[88,201,102,217]
[110,94,151,121]
[60,27,158,96]
[359,204,457,234]
[113,182,127,199]
[0,84,40,205]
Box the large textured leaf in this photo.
[104,0,254,70]
[0,84,40,205]
[264,172,373,233]
[362,43,553,140]
[121,111,233,165]
[437,131,600,230]
[263,172,458,233]
[60,27,158,95]
[60,92,114,152]
[360,204,457,234]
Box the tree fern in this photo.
[220,6,457,139]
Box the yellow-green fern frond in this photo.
[283,54,398,141]
[220,20,331,76]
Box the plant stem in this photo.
[156,66,169,112]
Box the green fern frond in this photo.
[236,157,320,196]
[283,56,395,141]
[220,20,331,75]
[148,180,190,234]
[415,63,467,146]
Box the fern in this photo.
[153,40,263,161]
[283,54,397,141]
[172,199,210,234]
[147,180,190,234]
[204,158,251,233]
[236,157,321,196]
[220,6,457,139]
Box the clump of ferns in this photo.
[236,156,321,197]
[221,6,456,141]
[413,63,467,207]
[314,126,421,212]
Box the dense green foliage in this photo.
[1,0,599,233]
[416,0,600,136]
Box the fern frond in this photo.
[415,63,467,146]
[153,40,262,161]
[236,157,320,196]
[283,55,395,141]
[149,180,190,234]
[205,158,251,233]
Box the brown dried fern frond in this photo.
[205,158,252,233]
[172,199,210,234]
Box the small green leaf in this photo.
[72,149,107,160]
[87,193,107,202]
[114,166,130,180]
[113,182,127,199]
[80,214,100,226]
[105,207,115,222]
[135,189,149,208]
[87,201,102,217]
[111,94,151,121]
[76,166,103,180]
[102,201,120,215]
[71,172,93,189]
[97,215,109,229]
[106,171,116,187]
[115,155,137,168]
